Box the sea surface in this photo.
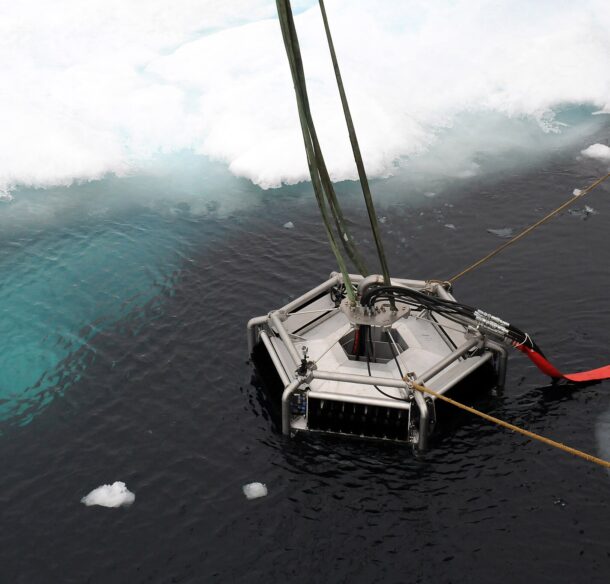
[1,125,610,583]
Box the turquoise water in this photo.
[0,156,251,427]
[0,210,189,425]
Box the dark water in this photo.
[1,141,610,583]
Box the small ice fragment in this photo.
[81,481,135,508]
[569,206,598,220]
[424,192,436,198]
[283,221,294,229]
[581,143,610,161]
[444,223,456,230]
[378,216,387,223]
[243,482,268,500]
[572,189,582,196]
[487,227,515,238]
[584,205,597,214]
[0,191,13,202]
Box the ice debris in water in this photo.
[81,481,135,508]
[0,191,13,202]
[581,143,610,161]
[243,482,268,500]
[424,192,437,198]
[487,227,515,238]
[568,205,598,220]
[572,189,582,196]
[283,221,294,229]
[444,223,456,230]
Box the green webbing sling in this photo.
[318,0,392,287]
[277,0,356,301]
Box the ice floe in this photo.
[81,481,135,508]
[3,1,610,192]
[243,482,268,500]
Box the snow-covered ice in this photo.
[581,143,610,161]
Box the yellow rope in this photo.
[448,172,610,284]
[410,381,610,469]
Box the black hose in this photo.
[361,285,540,352]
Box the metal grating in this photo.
[307,397,410,442]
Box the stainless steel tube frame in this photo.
[485,339,508,389]
[247,315,268,354]
[270,312,301,367]
[307,390,411,410]
[312,369,410,391]
[260,330,291,387]
[433,282,457,302]
[413,390,430,450]
[415,337,481,385]
[280,274,341,314]
[281,378,303,435]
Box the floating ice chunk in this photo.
[0,191,13,202]
[572,189,582,196]
[378,216,387,223]
[283,221,294,229]
[581,143,610,161]
[487,227,515,238]
[568,205,598,220]
[243,482,268,500]
[444,223,456,230]
[81,481,135,508]
[424,192,437,198]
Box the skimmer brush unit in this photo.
[248,273,507,450]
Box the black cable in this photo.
[364,325,408,402]
[361,284,541,353]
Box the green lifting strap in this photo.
[318,0,392,287]
[280,0,368,278]
[277,0,356,302]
